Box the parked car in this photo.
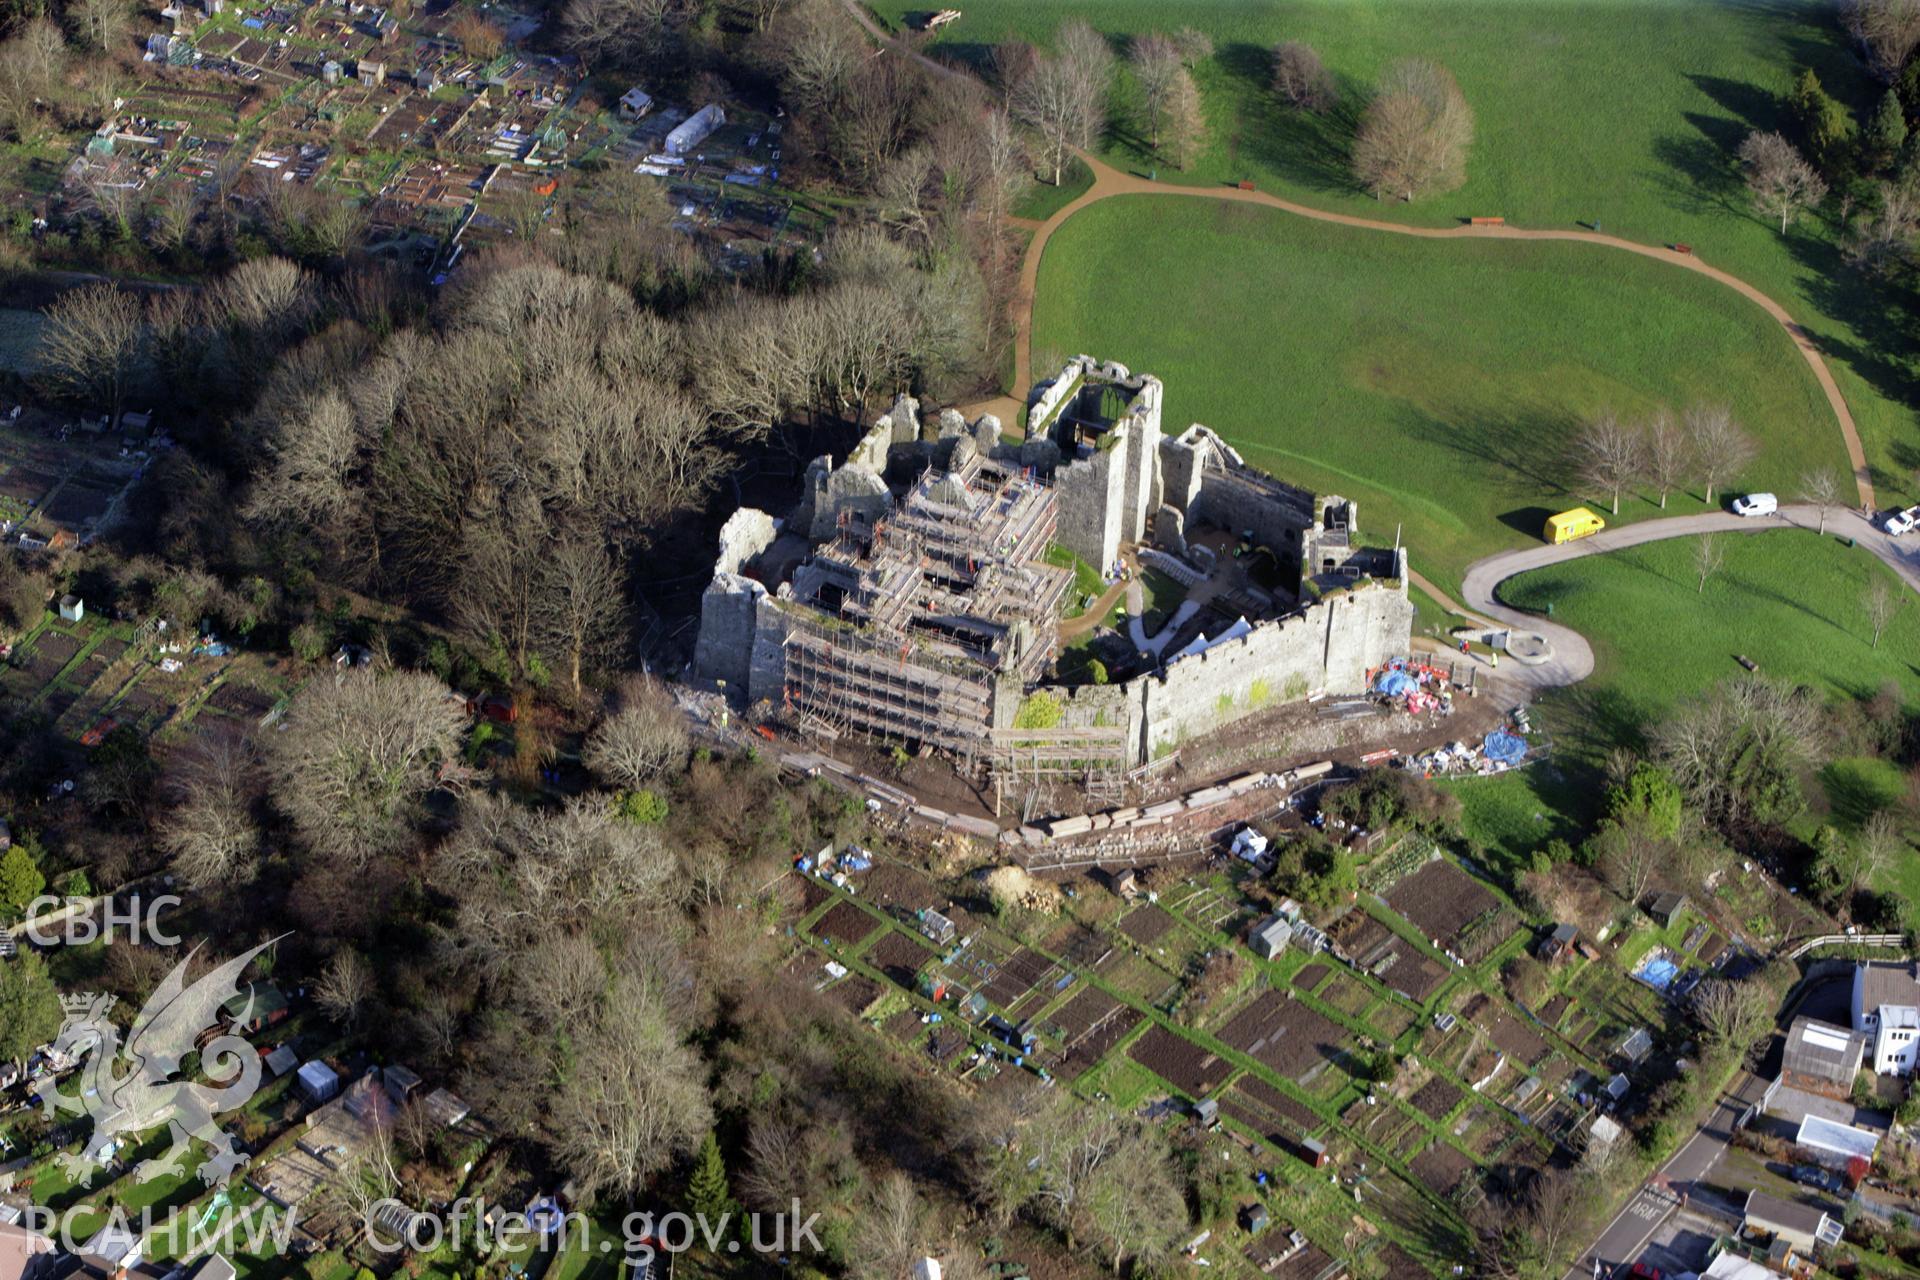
[1631,1263,1664,1280]
[1886,505,1920,535]
[1732,492,1778,517]
[1792,1164,1840,1192]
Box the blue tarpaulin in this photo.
[1635,953,1680,993]
[1374,669,1418,697]
[1483,730,1528,764]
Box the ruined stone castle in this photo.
[692,357,1414,775]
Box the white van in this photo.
[1732,492,1777,517]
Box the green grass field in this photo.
[1449,528,1920,871]
[882,0,1919,508]
[1499,528,1920,721]
[1031,196,1844,589]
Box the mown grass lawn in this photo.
[884,0,1919,509]
[1031,196,1842,590]
[1447,528,1920,873]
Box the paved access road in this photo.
[1566,1079,1757,1280]
[1456,505,1920,691]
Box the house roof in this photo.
[191,1257,238,1280]
[296,1060,338,1093]
[1703,1254,1775,1280]
[1744,1189,1831,1238]
[1252,916,1292,946]
[1857,962,1920,1011]
[1648,890,1687,914]
[1784,1016,1866,1083]
[1548,924,1577,943]
[1795,1114,1880,1162]
[0,1220,55,1280]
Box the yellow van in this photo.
[1544,508,1606,544]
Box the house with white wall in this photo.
[1850,962,1920,1076]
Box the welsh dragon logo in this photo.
[41,939,283,1187]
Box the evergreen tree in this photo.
[1792,68,1855,170]
[0,953,61,1065]
[0,843,45,913]
[1868,88,1910,171]
[686,1131,735,1233]
[1900,55,1920,120]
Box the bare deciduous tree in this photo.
[1693,978,1773,1059]
[1128,32,1182,154]
[449,9,505,59]
[0,22,66,145]
[69,0,132,52]
[550,980,712,1201]
[35,282,148,424]
[1351,58,1472,201]
[319,1117,401,1233]
[583,679,689,789]
[158,731,260,890]
[1848,177,1920,274]
[266,669,465,866]
[314,949,375,1029]
[1798,467,1840,534]
[1171,26,1212,66]
[1654,675,1827,826]
[1644,407,1689,509]
[1573,412,1645,515]
[1865,577,1901,648]
[1738,130,1827,234]
[1012,19,1114,186]
[1694,532,1725,594]
[1086,1125,1185,1273]
[1843,0,1920,81]
[848,1173,928,1280]
[1161,68,1207,169]
[1682,403,1758,505]
[1271,40,1334,113]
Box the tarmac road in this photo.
[1565,1080,1757,1280]
[1458,505,1920,691]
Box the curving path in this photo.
[982,148,1873,509]
[1456,505,1920,690]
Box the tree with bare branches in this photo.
[1162,68,1207,169]
[1798,467,1840,534]
[1654,675,1827,826]
[1848,177,1920,274]
[1573,412,1645,515]
[35,282,148,424]
[1865,577,1901,648]
[1271,40,1334,113]
[583,679,689,789]
[315,949,376,1029]
[69,0,133,53]
[1694,532,1725,594]
[1683,404,1758,505]
[1693,977,1774,1060]
[550,980,711,1201]
[1128,32,1182,155]
[266,669,465,866]
[1012,19,1113,186]
[1738,131,1827,234]
[1643,408,1689,508]
[158,731,260,890]
[1843,0,1920,81]
[1351,58,1472,201]
[449,9,505,59]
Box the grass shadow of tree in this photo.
[1401,403,1580,496]
[1209,41,1362,195]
